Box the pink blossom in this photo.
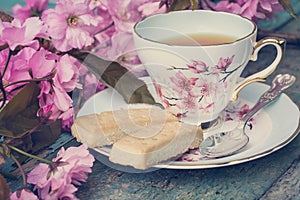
[170,71,197,94]
[199,82,210,96]
[257,0,283,19]
[138,1,167,18]
[0,20,6,46]
[78,66,106,100]
[207,0,283,21]
[106,0,166,33]
[59,107,75,130]
[180,95,197,110]
[27,163,78,199]
[27,145,94,199]
[154,82,170,108]
[13,0,49,23]
[91,0,167,78]
[38,93,62,122]
[29,48,56,79]
[53,145,95,186]
[53,55,81,92]
[10,188,39,200]
[52,85,73,112]
[42,0,100,51]
[93,2,115,45]
[224,113,234,121]
[199,102,215,112]
[209,1,242,15]
[237,104,251,119]
[27,163,51,189]
[89,0,103,10]
[215,55,235,71]
[96,32,147,76]
[1,47,33,88]
[187,60,208,73]
[1,17,47,50]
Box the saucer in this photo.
[76,77,300,169]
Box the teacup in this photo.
[133,10,285,125]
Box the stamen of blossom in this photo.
[67,16,79,27]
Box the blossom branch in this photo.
[10,153,27,187]
[94,22,114,35]
[219,61,246,82]
[0,76,6,109]
[3,72,55,89]
[7,144,54,168]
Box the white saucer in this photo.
[76,77,300,169]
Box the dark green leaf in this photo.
[68,49,157,105]
[169,0,198,11]
[0,82,40,138]
[0,174,10,200]
[279,0,297,18]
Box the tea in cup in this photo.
[133,10,285,125]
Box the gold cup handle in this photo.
[232,37,286,101]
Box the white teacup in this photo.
[133,10,285,125]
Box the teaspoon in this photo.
[199,73,296,158]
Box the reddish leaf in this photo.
[68,49,157,105]
[0,82,40,138]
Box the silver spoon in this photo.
[199,73,296,158]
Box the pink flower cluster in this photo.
[202,0,283,21]
[10,145,94,200]
[93,0,167,76]
[0,44,81,129]
[0,0,108,129]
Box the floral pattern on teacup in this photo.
[154,55,241,119]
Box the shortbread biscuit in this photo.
[109,121,199,170]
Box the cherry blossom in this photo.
[13,0,49,22]
[187,60,208,74]
[42,0,101,51]
[205,0,283,21]
[1,17,47,51]
[53,55,81,92]
[29,48,56,79]
[106,0,166,33]
[215,55,235,71]
[0,48,32,84]
[10,189,39,200]
[94,0,166,76]
[180,95,197,110]
[170,71,198,94]
[27,145,94,199]
[0,20,6,46]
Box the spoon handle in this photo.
[242,74,296,124]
